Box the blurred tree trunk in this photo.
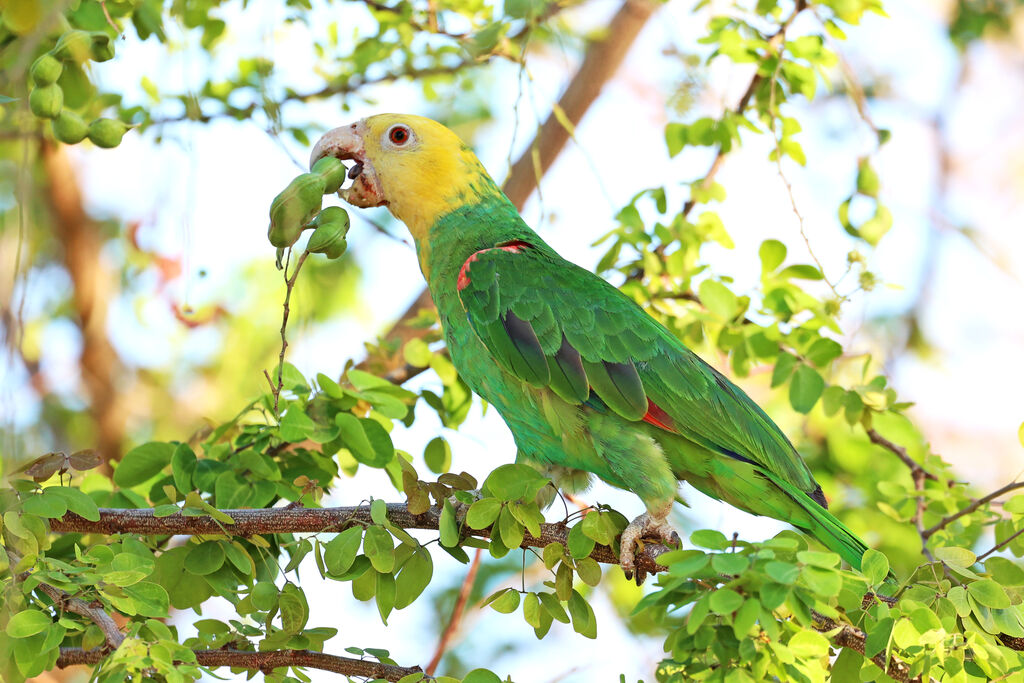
[41,142,126,465]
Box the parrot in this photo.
[309,113,872,578]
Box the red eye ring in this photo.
[388,125,410,145]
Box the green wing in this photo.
[455,242,820,496]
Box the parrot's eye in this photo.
[388,125,411,146]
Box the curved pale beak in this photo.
[309,121,386,209]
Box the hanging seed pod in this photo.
[53,30,92,63]
[86,118,130,148]
[52,110,88,144]
[29,84,63,119]
[30,54,63,85]
[267,173,326,248]
[89,32,115,62]
[306,206,350,259]
[311,156,348,194]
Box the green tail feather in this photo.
[767,474,869,571]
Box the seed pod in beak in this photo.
[306,206,350,259]
[267,173,326,248]
[311,156,348,194]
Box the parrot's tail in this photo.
[768,474,869,571]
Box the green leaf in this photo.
[789,364,825,414]
[463,670,502,683]
[985,557,1024,585]
[797,550,840,568]
[568,590,597,638]
[711,553,749,575]
[185,541,225,576]
[864,616,894,658]
[498,506,524,550]
[395,549,432,609]
[376,570,396,623]
[114,442,174,487]
[801,566,842,597]
[6,609,51,638]
[788,630,830,658]
[363,526,395,573]
[690,529,729,550]
[709,588,743,615]
[439,499,459,548]
[567,522,595,559]
[489,588,520,614]
[324,527,363,575]
[805,338,843,367]
[575,557,602,586]
[698,279,737,319]
[967,579,1011,609]
[861,548,890,584]
[765,561,799,585]
[123,581,170,618]
[171,443,197,493]
[251,582,279,611]
[424,437,451,474]
[279,583,309,633]
[732,598,760,638]
[483,464,548,501]
[22,491,67,518]
[935,546,977,569]
[466,498,502,530]
[47,486,99,521]
[759,239,787,272]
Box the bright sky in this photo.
[4,0,1024,679]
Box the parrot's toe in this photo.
[619,511,680,584]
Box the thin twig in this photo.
[426,547,482,675]
[55,647,422,681]
[866,428,937,482]
[271,250,310,415]
[922,480,1024,539]
[977,526,1024,562]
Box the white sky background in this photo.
[5,0,1024,679]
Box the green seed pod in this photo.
[89,32,115,62]
[86,118,130,148]
[306,207,350,259]
[29,84,63,119]
[311,156,348,194]
[52,110,89,144]
[54,30,92,63]
[30,54,63,85]
[267,173,327,248]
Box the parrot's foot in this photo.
[619,511,680,584]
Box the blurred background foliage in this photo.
[2,0,1024,680]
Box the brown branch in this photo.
[55,647,422,681]
[8,550,124,650]
[426,547,482,675]
[816,611,928,683]
[41,142,126,465]
[977,525,1024,562]
[49,502,671,582]
[866,428,938,482]
[922,480,1024,539]
[358,0,659,380]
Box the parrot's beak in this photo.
[309,121,386,209]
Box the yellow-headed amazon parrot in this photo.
[310,114,871,578]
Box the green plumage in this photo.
[422,196,870,571]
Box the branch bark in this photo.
[40,142,126,465]
[55,647,422,681]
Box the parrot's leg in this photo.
[619,499,679,583]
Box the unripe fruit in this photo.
[89,33,115,62]
[54,30,92,62]
[52,110,88,144]
[86,118,130,148]
[306,207,350,259]
[267,173,326,248]
[29,84,63,119]
[30,54,63,85]
[311,156,348,194]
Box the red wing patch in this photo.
[456,240,532,292]
[641,399,677,432]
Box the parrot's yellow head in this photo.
[310,114,500,245]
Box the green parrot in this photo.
[310,114,871,578]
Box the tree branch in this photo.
[426,547,482,675]
[865,428,937,482]
[55,647,422,681]
[922,479,1024,539]
[815,611,929,683]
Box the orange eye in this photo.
[389,125,410,145]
